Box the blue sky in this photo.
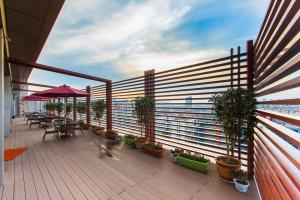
[29,0,269,90]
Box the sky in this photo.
[29,0,269,90]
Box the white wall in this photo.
[0,29,4,185]
[4,76,11,136]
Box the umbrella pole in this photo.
[35,101,36,112]
[65,97,67,122]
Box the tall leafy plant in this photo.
[91,100,106,126]
[77,102,88,120]
[44,102,55,113]
[210,88,257,162]
[65,103,73,117]
[132,96,155,138]
[55,102,64,114]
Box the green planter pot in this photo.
[124,136,135,147]
[177,156,210,173]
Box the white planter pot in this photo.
[171,154,178,163]
[234,178,250,193]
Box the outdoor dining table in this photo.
[52,119,78,139]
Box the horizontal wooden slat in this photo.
[257,116,300,147]
[255,127,300,192]
[256,76,300,96]
[257,109,300,127]
[258,98,300,105]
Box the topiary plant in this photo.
[55,102,64,115]
[210,88,257,163]
[76,102,88,120]
[132,96,155,139]
[65,103,72,117]
[44,102,54,113]
[91,99,106,127]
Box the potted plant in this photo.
[132,96,155,149]
[105,129,118,140]
[44,102,54,114]
[177,151,210,172]
[233,170,250,193]
[144,142,164,158]
[170,147,183,163]
[91,99,106,135]
[124,134,136,147]
[210,88,257,181]
[65,103,72,118]
[77,102,89,129]
[55,102,64,116]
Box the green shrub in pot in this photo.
[210,88,257,181]
[132,96,155,148]
[91,100,106,134]
[177,151,210,172]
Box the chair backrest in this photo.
[62,123,76,132]
[43,116,55,123]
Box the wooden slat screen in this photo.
[253,0,300,199]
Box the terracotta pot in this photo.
[144,145,164,158]
[95,127,106,135]
[134,137,147,149]
[216,156,241,181]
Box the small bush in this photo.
[179,151,209,163]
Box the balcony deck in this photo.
[1,118,259,200]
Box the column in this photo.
[73,97,77,121]
[86,86,90,125]
[0,29,5,185]
[144,69,155,144]
[247,40,255,180]
[4,76,11,136]
[106,81,112,131]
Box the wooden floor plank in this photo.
[45,142,109,200]
[30,134,76,200]
[21,134,39,200]
[14,134,26,200]
[23,132,51,200]
[41,146,89,200]
[46,141,123,200]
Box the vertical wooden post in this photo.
[106,81,112,131]
[237,46,241,160]
[86,86,91,125]
[73,97,76,121]
[144,69,155,144]
[237,46,241,88]
[247,40,255,180]
[230,48,234,87]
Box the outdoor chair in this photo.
[25,112,33,124]
[60,123,77,139]
[75,120,85,135]
[39,116,55,128]
[29,116,41,128]
[43,122,59,141]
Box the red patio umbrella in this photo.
[32,85,89,118]
[33,84,89,97]
[21,95,52,112]
[22,95,51,101]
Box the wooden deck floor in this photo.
[0,118,259,200]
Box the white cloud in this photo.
[39,0,222,78]
[37,0,268,81]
